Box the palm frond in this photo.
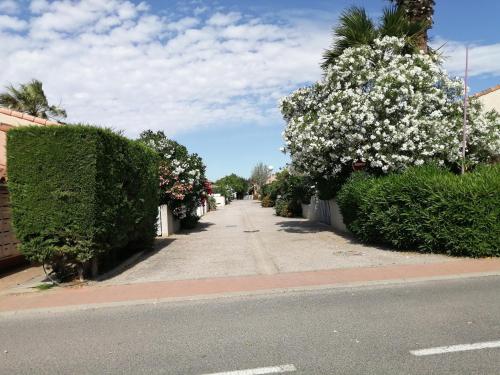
[0,79,66,119]
[322,7,376,70]
[379,6,429,53]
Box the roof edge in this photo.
[473,84,500,98]
[0,107,59,126]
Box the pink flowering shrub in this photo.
[140,131,207,219]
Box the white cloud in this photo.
[207,12,242,27]
[0,1,332,137]
[30,0,50,14]
[0,0,19,14]
[166,16,199,32]
[433,38,500,78]
[0,15,27,31]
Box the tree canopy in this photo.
[250,162,271,190]
[215,174,249,198]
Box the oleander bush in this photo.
[337,164,500,257]
[7,125,159,278]
[281,36,500,192]
[138,130,208,220]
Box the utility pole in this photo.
[461,45,469,175]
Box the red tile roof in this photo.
[0,107,59,125]
[473,84,500,98]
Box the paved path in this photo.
[106,200,455,285]
[2,277,500,374]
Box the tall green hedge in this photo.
[7,125,159,274]
[337,164,500,257]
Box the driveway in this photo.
[105,200,455,285]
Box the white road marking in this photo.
[200,364,297,375]
[410,340,500,356]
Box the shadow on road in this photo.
[275,220,333,234]
[176,221,215,235]
[275,219,429,255]
[97,237,176,281]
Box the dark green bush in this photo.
[275,198,291,217]
[261,169,311,217]
[181,214,200,230]
[7,125,159,276]
[337,164,500,257]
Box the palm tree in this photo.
[322,6,429,70]
[0,79,66,120]
[391,0,435,52]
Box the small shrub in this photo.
[7,125,159,277]
[275,198,291,217]
[208,196,217,211]
[261,195,275,207]
[261,169,311,217]
[275,197,302,217]
[337,164,500,257]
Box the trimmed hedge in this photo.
[7,125,159,276]
[337,164,500,257]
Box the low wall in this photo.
[157,205,180,237]
[330,199,347,233]
[196,202,208,217]
[302,196,347,233]
[158,201,209,237]
[213,194,226,207]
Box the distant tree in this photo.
[215,174,249,199]
[390,0,435,52]
[0,79,66,120]
[250,162,271,192]
[322,6,428,69]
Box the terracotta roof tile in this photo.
[21,113,35,122]
[0,107,59,125]
[473,84,500,98]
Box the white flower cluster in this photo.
[280,36,500,179]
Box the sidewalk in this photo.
[0,265,44,295]
[1,258,500,313]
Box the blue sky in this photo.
[1,0,499,180]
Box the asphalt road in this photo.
[1,276,499,374]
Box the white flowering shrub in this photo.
[281,36,500,181]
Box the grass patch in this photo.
[35,283,56,291]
